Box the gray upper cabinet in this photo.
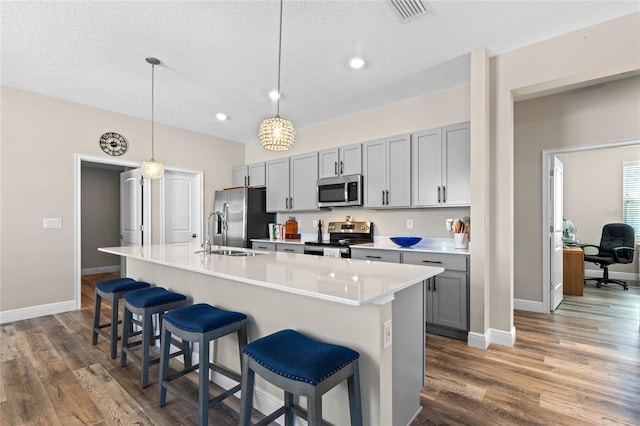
[412,122,469,207]
[266,153,318,212]
[232,162,266,187]
[318,143,362,179]
[362,134,411,208]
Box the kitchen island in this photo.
[99,242,443,425]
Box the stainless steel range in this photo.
[304,221,373,258]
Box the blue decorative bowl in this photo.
[390,237,422,247]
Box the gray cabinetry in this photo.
[265,153,318,212]
[318,143,362,179]
[412,122,469,207]
[252,241,303,253]
[401,251,469,340]
[232,162,266,187]
[351,248,401,263]
[362,134,411,208]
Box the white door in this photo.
[120,169,143,246]
[550,156,564,311]
[164,170,202,244]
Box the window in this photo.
[623,161,640,236]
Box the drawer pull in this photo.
[283,248,294,252]
[422,260,443,264]
[366,255,382,259]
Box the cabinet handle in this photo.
[427,280,431,291]
[285,197,289,209]
[437,186,441,203]
[335,161,338,175]
[381,190,385,205]
[433,280,437,292]
[340,161,344,174]
[283,248,294,252]
[442,186,446,203]
[247,176,251,186]
[244,176,247,186]
[385,190,389,205]
[422,260,443,264]
[289,197,293,210]
[366,255,382,259]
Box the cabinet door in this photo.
[232,166,247,187]
[431,270,468,330]
[252,241,276,251]
[425,278,434,323]
[350,248,401,263]
[386,134,412,207]
[266,158,290,212]
[411,128,441,206]
[340,143,362,176]
[318,148,339,179]
[276,244,304,254]
[289,152,319,211]
[247,162,266,187]
[442,122,470,205]
[362,139,386,208]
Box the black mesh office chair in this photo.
[583,223,635,290]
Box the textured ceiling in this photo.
[2,1,638,144]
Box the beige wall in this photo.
[514,77,640,302]
[0,86,244,312]
[80,166,122,270]
[560,147,639,274]
[490,12,639,331]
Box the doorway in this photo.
[542,140,640,313]
[73,154,203,309]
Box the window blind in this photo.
[623,161,640,236]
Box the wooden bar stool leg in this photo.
[198,336,210,426]
[92,292,102,345]
[158,322,171,407]
[141,310,153,387]
[110,296,120,359]
[239,353,254,426]
[348,360,363,426]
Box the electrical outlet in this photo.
[43,218,62,229]
[383,320,392,348]
[406,219,413,229]
[446,219,453,231]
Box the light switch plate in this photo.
[43,218,62,229]
[406,219,413,229]
[383,320,392,348]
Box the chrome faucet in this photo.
[203,206,228,253]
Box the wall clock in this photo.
[99,132,128,156]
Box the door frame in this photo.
[541,138,639,313]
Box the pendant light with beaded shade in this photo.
[259,0,295,151]
[141,57,165,179]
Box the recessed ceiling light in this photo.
[349,57,366,69]
[216,113,228,121]
[268,90,280,101]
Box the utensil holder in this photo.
[454,233,468,249]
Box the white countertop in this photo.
[252,236,470,255]
[99,242,443,306]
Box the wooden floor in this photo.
[1,273,638,425]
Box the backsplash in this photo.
[276,207,471,239]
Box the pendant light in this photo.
[141,57,165,179]
[259,0,295,151]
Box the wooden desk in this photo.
[563,247,584,296]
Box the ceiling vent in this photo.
[386,0,432,23]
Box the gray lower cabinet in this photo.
[401,251,469,340]
[251,241,304,254]
[350,248,401,263]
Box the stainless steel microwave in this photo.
[317,175,363,208]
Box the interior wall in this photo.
[490,12,639,330]
[514,76,640,302]
[0,86,244,312]
[80,166,122,270]
[558,146,639,274]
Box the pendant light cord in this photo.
[151,62,155,160]
[276,0,283,117]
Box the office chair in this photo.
[583,223,635,290]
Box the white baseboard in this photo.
[514,298,547,313]
[0,300,76,324]
[81,265,121,275]
[467,326,516,349]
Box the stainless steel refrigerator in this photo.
[211,187,275,248]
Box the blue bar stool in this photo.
[121,286,191,387]
[92,277,150,359]
[158,303,248,426]
[239,329,363,426]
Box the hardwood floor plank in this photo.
[74,363,156,425]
